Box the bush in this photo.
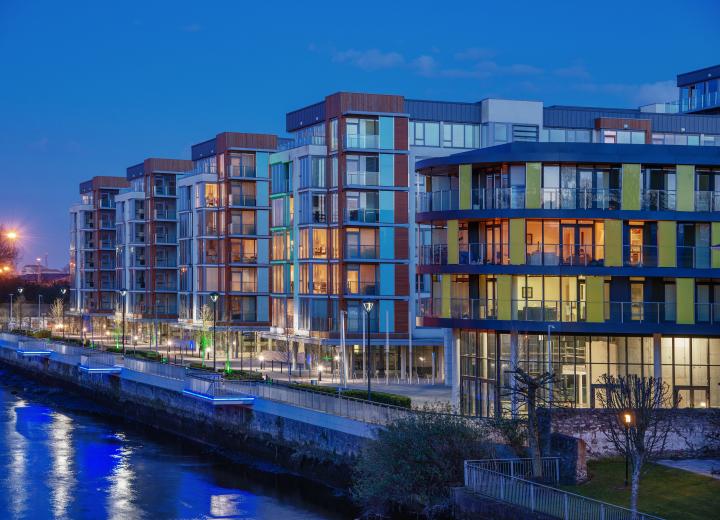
[224,369,263,381]
[343,389,411,409]
[353,407,492,517]
[32,330,52,339]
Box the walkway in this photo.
[657,459,720,480]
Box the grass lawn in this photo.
[561,459,720,520]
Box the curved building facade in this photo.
[416,142,720,417]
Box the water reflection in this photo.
[0,369,351,520]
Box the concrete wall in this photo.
[0,339,371,486]
[547,408,720,459]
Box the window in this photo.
[330,118,338,151]
[512,125,539,142]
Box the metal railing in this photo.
[694,191,720,212]
[346,243,380,260]
[346,281,377,295]
[153,186,177,197]
[466,458,560,484]
[346,170,380,186]
[345,208,380,224]
[228,223,257,235]
[526,243,604,267]
[229,193,258,207]
[124,357,186,380]
[677,245,712,268]
[464,460,663,520]
[154,233,177,244]
[80,352,122,370]
[539,188,621,210]
[154,209,176,220]
[228,165,257,178]
[346,134,379,149]
[641,189,676,211]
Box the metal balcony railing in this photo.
[641,189,676,211]
[345,134,379,149]
[346,170,380,186]
[345,243,380,260]
[229,193,257,207]
[345,281,378,295]
[154,209,176,220]
[345,208,379,224]
[228,165,257,178]
[153,186,176,197]
[694,191,720,211]
[228,223,257,235]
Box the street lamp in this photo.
[209,292,219,371]
[119,289,127,355]
[620,410,635,487]
[363,301,375,401]
[16,287,24,329]
[60,288,67,339]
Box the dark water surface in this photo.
[0,367,354,520]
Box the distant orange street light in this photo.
[6,231,18,241]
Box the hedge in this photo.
[289,383,412,408]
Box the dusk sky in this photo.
[1,0,718,268]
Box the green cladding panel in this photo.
[509,219,526,265]
[658,221,677,267]
[525,162,541,209]
[713,222,720,268]
[497,275,512,321]
[676,165,695,211]
[621,164,641,211]
[586,276,605,323]
[604,220,623,267]
[676,278,695,325]
[459,164,472,209]
[447,220,459,264]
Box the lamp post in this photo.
[119,288,127,355]
[620,410,635,487]
[547,324,556,403]
[363,301,375,401]
[209,292,219,372]
[8,293,13,331]
[37,294,43,330]
[60,288,67,339]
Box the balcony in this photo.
[81,221,95,230]
[677,245,712,269]
[345,281,377,296]
[345,134,379,149]
[694,191,720,212]
[99,219,114,230]
[641,189,676,211]
[526,243,604,267]
[155,257,177,268]
[153,186,177,197]
[345,243,379,260]
[230,253,258,264]
[154,209,176,220]
[98,199,116,209]
[419,297,720,325]
[540,188,621,210]
[154,233,177,245]
[155,303,178,315]
[99,240,114,250]
[229,193,257,207]
[231,310,258,322]
[155,280,177,291]
[346,171,380,186]
[229,165,257,179]
[228,222,257,235]
[230,282,258,293]
[623,245,658,267]
[344,208,379,224]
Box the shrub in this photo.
[32,329,52,339]
[343,389,411,409]
[353,406,492,517]
[224,369,263,381]
[489,416,528,457]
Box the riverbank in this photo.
[0,365,357,519]
[0,334,369,495]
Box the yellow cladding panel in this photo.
[441,275,452,318]
[586,276,605,323]
[604,220,622,267]
[658,221,677,267]
[525,163,541,209]
[447,220,459,264]
[509,219,526,265]
[621,164,640,211]
[713,222,720,268]
[459,165,472,210]
[497,275,512,321]
[676,278,695,324]
[676,165,695,211]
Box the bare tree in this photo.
[0,226,19,267]
[503,367,559,479]
[14,294,26,329]
[595,374,673,515]
[50,298,64,332]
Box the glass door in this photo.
[561,224,576,265]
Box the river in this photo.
[0,366,355,520]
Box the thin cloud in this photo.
[575,79,676,106]
[454,47,495,61]
[554,65,591,79]
[332,48,405,70]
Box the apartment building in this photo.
[115,158,193,341]
[69,176,129,324]
[177,132,275,353]
[416,140,720,416]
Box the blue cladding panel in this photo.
[379,117,394,149]
[257,296,269,321]
[257,210,269,235]
[379,264,395,296]
[544,106,720,134]
[191,138,217,160]
[379,228,394,259]
[257,239,269,263]
[379,154,394,186]
[379,191,394,223]
[256,153,269,178]
[405,99,482,123]
[379,300,395,333]
[256,181,269,206]
[677,64,720,87]
[257,268,269,293]
[286,101,326,132]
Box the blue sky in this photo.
[1,0,718,267]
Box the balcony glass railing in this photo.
[230,282,258,293]
[229,193,257,207]
[346,171,380,186]
[345,281,377,295]
[99,240,114,249]
[98,199,116,209]
[155,257,177,268]
[694,191,720,212]
[641,189,676,211]
[419,297,718,325]
[345,134,379,149]
[677,245,712,269]
[228,223,257,235]
[682,91,720,112]
[154,209,176,220]
[623,245,658,267]
[345,208,379,224]
[345,243,379,260]
[526,243,604,266]
[230,253,258,264]
[229,165,257,178]
[154,234,177,244]
[155,281,177,291]
[153,186,177,197]
[539,188,621,210]
[231,311,258,322]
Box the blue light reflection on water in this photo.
[0,367,350,520]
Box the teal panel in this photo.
[257,296,269,321]
[256,210,269,235]
[379,227,394,259]
[379,117,395,150]
[379,264,395,296]
[256,152,269,178]
[379,300,395,333]
[379,154,394,186]
[379,191,394,223]
[256,181,269,206]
